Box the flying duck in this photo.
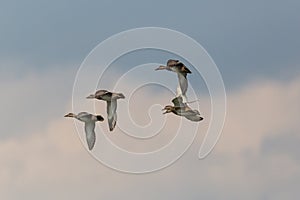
[87,90,125,131]
[162,96,203,122]
[155,59,191,102]
[64,112,104,150]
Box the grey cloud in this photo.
[261,132,300,160]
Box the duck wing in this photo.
[107,100,117,131]
[177,73,188,98]
[84,121,96,150]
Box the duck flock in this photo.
[65,59,204,150]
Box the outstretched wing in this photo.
[84,121,96,150]
[107,100,117,131]
[177,73,188,96]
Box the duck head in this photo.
[162,105,174,114]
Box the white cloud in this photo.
[1,66,300,199]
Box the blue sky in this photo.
[1,0,299,86]
[1,1,300,199]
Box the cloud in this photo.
[1,65,300,199]
[216,77,300,156]
[0,66,76,139]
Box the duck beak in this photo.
[162,108,167,114]
[86,94,95,99]
[155,65,164,70]
[64,113,72,117]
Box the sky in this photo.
[1,0,300,199]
